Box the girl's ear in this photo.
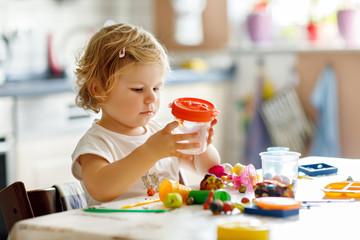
[89,80,103,103]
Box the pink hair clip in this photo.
[119,47,126,58]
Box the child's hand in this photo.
[207,118,217,145]
[145,121,199,161]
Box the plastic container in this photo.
[322,181,360,198]
[299,163,338,176]
[159,179,191,202]
[259,149,301,191]
[169,97,219,154]
[217,220,269,240]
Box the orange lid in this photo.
[256,197,301,210]
[169,97,219,122]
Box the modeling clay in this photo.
[186,196,195,205]
[231,163,246,175]
[147,188,155,196]
[209,200,224,215]
[203,190,215,210]
[164,193,183,208]
[254,181,294,198]
[208,165,228,178]
[200,174,224,190]
[207,199,234,215]
[188,189,231,204]
[222,202,234,214]
[233,164,258,190]
[238,184,247,193]
[159,179,191,202]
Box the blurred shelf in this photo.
[0,66,236,97]
[228,42,360,55]
[0,78,74,97]
[166,66,236,85]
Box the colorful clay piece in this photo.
[254,180,294,198]
[222,202,234,214]
[203,190,215,210]
[233,164,258,190]
[200,174,224,190]
[263,172,273,180]
[186,196,195,205]
[232,203,245,213]
[164,193,183,208]
[209,200,224,215]
[208,165,228,178]
[238,184,247,193]
[281,176,291,185]
[272,175,282,183]
[231,163,246,175]
[221,175,231,182]
[159,179,191,202]
[147,188,156,196]
[208,199,235,215]
[270,175,293,185]
[188,190,231,204]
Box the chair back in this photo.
[0,182,34,232]
[0,182,63,233]
[28,187,62,217]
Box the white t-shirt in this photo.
[71,120,179,206]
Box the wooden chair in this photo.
[0,181,62,233]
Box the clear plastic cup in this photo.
[169,97,219,155]
[259,150,301,191]
[172,120,211,154]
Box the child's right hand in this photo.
[145,121,199,161]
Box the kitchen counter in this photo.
[0,78,74,97]
[0,67,235,97]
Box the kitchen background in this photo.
[1,0,360,237]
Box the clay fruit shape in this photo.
[164,193,183,208]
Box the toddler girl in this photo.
[71,23,220,206]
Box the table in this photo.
[9,157,360,240]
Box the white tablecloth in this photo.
[9,156,360,240]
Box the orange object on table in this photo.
[256,197,301,211]
[159,179,191,202]
[121,198,161,209]
[322,181,360,198]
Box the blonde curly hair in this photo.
[75,23,170,113]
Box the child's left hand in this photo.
[207,118,217,145]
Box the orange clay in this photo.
[159,179,191,203]
[147,188,156,196]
